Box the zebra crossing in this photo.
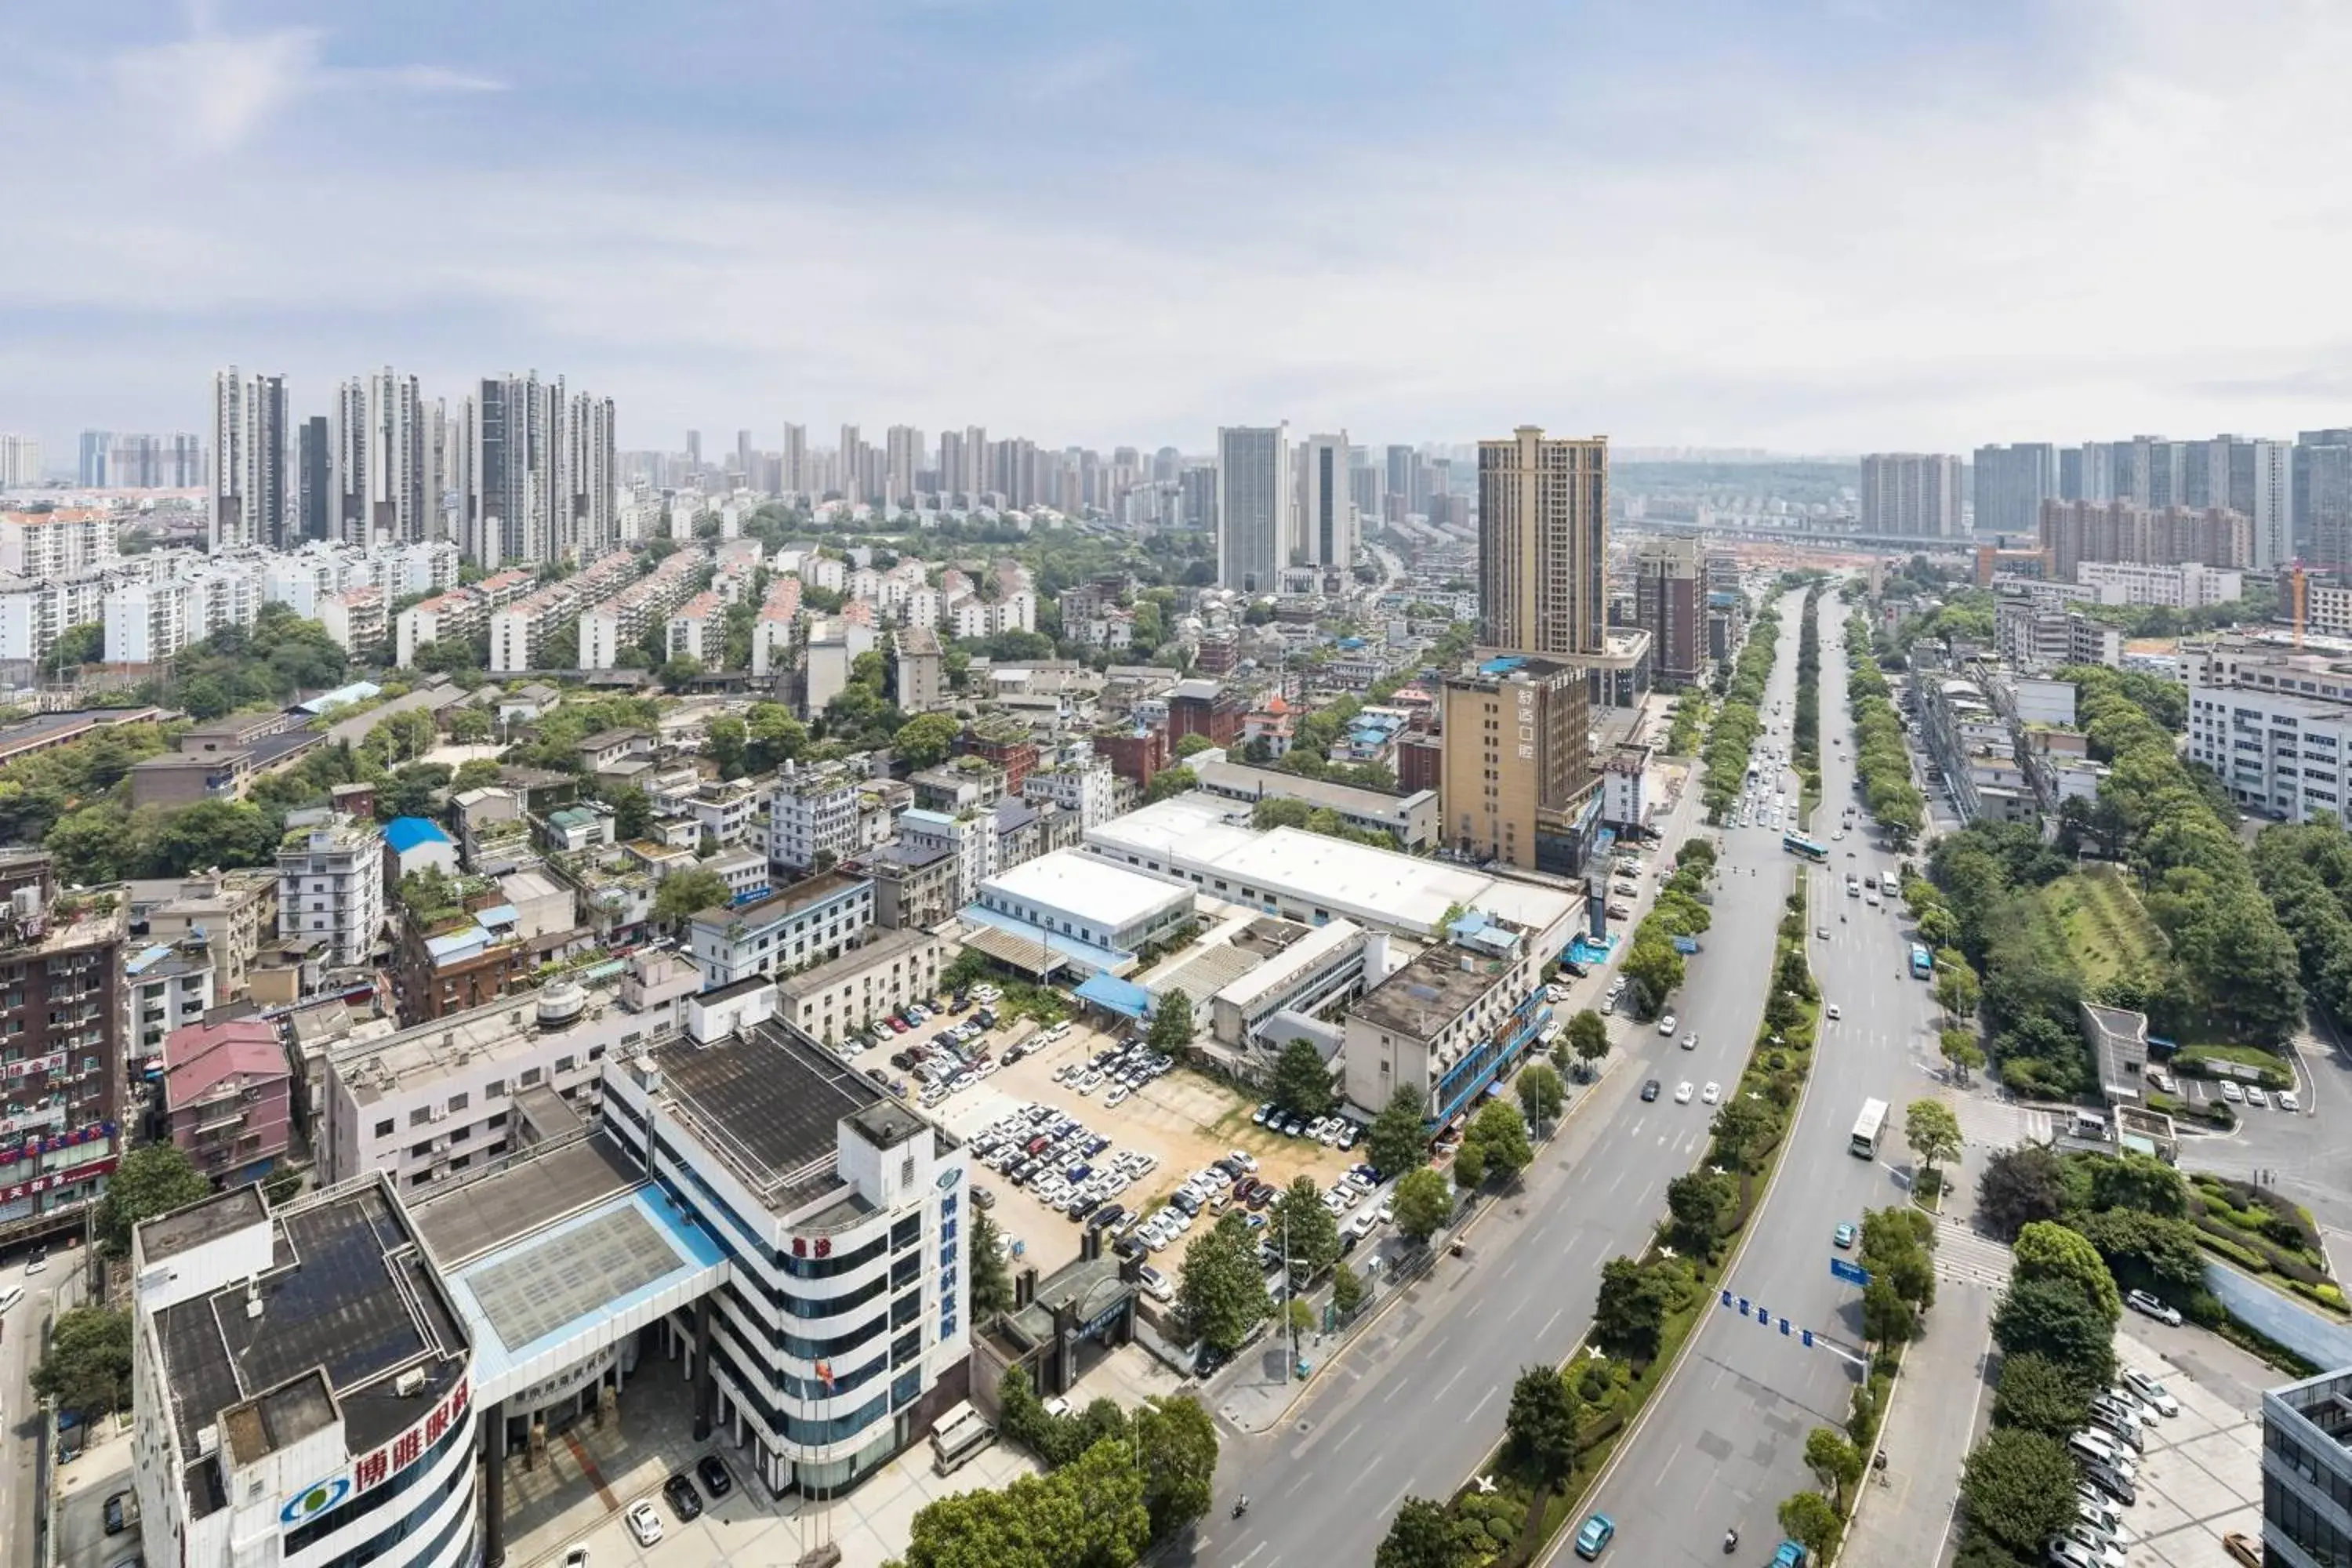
[1952,1094,2052,1152]
[1932,1218,2016,1288]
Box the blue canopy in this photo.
[1073,971,1153,1019]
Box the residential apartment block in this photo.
[277,815,386,968]
[2040,498,2253,577]
[160,1018,291,1187]
[773,927,947,1044]
[687,872,876,989]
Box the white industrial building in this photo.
[970,848,1196,971]
[2187,681,2352,823]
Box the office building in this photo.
[2187,682,2352,824]
[1973,443,2058,536]
[772,927,947,1044]
[1296,430,1355,572]
[1860,452,1965,538]
[1217,424,1291,593]
[2074,561,2243,608]
[212,366,288,551]
[1342,911,1543,1123]
[1439,654,1597,874]
[2262,1365,2352,1568]
[277,815,386,969]
[2039,499,2252,578]
[1476,427,1609,657]
[0,849,129,1252]
[130,1181,480,1568]
[1633,536,1704,685]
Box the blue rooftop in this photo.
[383,815,454,853]
[1479,655,1528,677]
[1073,971,1152,1019]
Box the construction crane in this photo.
[2293,561,2309,651]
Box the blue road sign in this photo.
[1830,1256,1871,1287]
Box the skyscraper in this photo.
[339,367,428,545]
[885,425,925,505]
[1972,443,2057,536]
[1858,453,1964,537]
[2296,430,2352,571]
[964,426,988,498]
[77,431,111,486]
[1475,426,1608,656]
[839,425,866,503]
[1295,430,1355,571]
[0,436,39,488]
[2230,437,2293,570]
[1216,424,1290,593]
[781,423,807,495]
[210,367,286,552]
[297,416,330,543]
[735,429,753,488]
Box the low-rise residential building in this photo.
[687,871,876,989]
[383,815,461,880]
[688,778,764,849]
[575,727,655,771]
[161,1018,292,1187]
[489,548,641,673]
[848,841,956,931]
[702,844,770,903]
[124,940,216,1067]
[580,546,707,669]
[774,927,948,1045]
[317,585,387,655]
[1993,590,2124,670]
[393,890,536,1028]
[768,760,866,872]
[2074,559,2244,608]
[896,806,996,907]
[895,625,947,713]
[320,953,699,1192]
[667,590,727,664]
[1341,911,1544,1123]
[132,869,277,1004]
[1203,917,1373,1056]
[277,815,385,968]
[1918,672,2038,825]
[1020,752,1118,829]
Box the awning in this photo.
[1073,972,1153,1020]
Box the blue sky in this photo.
[5,0,2348,461]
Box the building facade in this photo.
[1477,426,1608,658]
[1438,655,1597,873]
[688,873,876,989]
[278,817,386,968]
[1216,424,1290,593]
[1860,452,1965,538]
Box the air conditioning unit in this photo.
[394,1367,426,1398]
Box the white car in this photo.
[626,1501,664,1548]
[1657,1014,1679,1036]
[2245,1086,2270,1109]
[1824,1003,1842,1020]
[1700,1082,1722,1105]
[2120,1368,2180,1417]
[1673,1081,1695,1105]
[2219,1080,2243,1103]
[2281,1089,2303,1112]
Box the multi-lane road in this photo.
[1178,587,1814,1568]
[1558,589,1949,1564]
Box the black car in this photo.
[1640,1079,1661,1102]
[2082,1463,2136,1506]
[664,1472,704,1520]
[1086,1204,1125,1232]
[696,1454,733,1498]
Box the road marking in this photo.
[1236,1548,1266,1568]
[1434,1365,1467,1401]
[1541,1307,1565,1339]
[1465,1385,1497,1423]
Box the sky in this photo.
[6,0,2352,463]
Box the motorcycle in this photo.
[1233,1497,1250,1520]
[1724,1527,1739,1553]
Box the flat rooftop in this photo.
[695,868,868,927]
[1353,942,1515,1040]
[140,1184,269,1262]
[775,924,938,995]
[655,1024,884,1216]
[154,1183,470,1516]
[1189,757,1430,822]
[328,971,684,1103]
[980,848,1192,929]
[409,1131,645,1268]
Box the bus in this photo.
[1880,870,1900,900]
[1783,833,1828,862]
[1909,943,1933,979]
[931,1402,997,1475]
[1849,1098,1889,1159]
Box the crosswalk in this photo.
[1931,1218,2016,1288]
[1952,1095,2052,1152]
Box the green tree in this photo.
[1392,1167,1453,1243]
[1935,963,1982,1022]
[1274,1174,1343,1281]
[1515,1062,1566,1129]
[1958,1428,2082,1557]
[1803,1425,1864,1512]
[1174,732,1217,759]
[2010,1220,2122,1323]
[744,703,809,771]
[1505,1365,1578,1485]
[1331,1261,1367,1316]
[1904,1098,1963,1178]
[653,866,731,930]
[1461,1099,1532,1185]
[1450,1136,1486,1192]
[31,1307,132,1416]
[1973,1145,2069,1242]
[1270,1038,1337,1119]
[1147,990,1193,1057]
[1620,933,1684,1017]
[1592,1255,1675,1360]
[1175,1213,1271,1355]
[2086,1150,2188,1219]
[1777,1490,1842,1558]
[706,715,748,779]
[1990,1350,2095,1438]
[1665,1171,1731,1257]
[895,711,962,768]
[445,706,493,743]
[1991,1276,2118,1388]
[970,1207,1014,1318]
[1939,1028,1986,1084]
[1367,1085,1428,1177]
[1375,1498,1472,1568]
[1143,764,1199,804]
[1564,1008,1610,1076]
[893,1436,1150,1568]
[604,784,654,841]
[1134,1394,1219,1537]
[1708,1094,1776,1173]
[658,655,703,691]
[95,1142,210,1256]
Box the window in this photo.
[485,1079,504,1098]
[374,1119,394,1138]
[447,1092,468,1112]
[409,1106,431,1127]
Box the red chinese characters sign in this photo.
[350,1373,470,1497]
[0,1155,116,1205]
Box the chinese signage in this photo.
[937,1193,960,1342]
[300,1370,471,1517]
[0,1120,114,1167]
[2,1052,66,1081]
[0,1155,115,1205]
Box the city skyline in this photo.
[9,3,2352,456]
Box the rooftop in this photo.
[408,1131,646,1268]
[981,848,1193,929]
[693,868,869,928]
[1189,757,1432,822]
[328,964,693,1103]
[652,1023,888,1216]
[773,926,938,996]
[150,1182,470,1513]
[1352,938,1517,1040]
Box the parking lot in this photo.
[935,1011,1361,1280]
[2084,1325,2266,1568]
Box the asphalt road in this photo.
[1,1254,54,1568]
[1559,589,1950,1566]
[1174,588,1813,1568]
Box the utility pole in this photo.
[1282,1200,1297,1373]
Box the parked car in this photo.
[2120,1368,2180,1417]
[626,1501,664,1547]
[696,1454,733,1498]
[2125,1288,2182,1327]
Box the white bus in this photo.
[1879,870,1900,900]
[931,1401,997,1475]
[1849,1098,1889,1159]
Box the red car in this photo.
[887,1018,908,1033]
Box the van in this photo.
[931,1402,997,1475]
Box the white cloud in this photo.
[13,0,2352,453]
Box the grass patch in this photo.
[2027,865,2167,992]
[2174,1044,2296,1091]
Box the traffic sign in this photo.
[1830,1257,1870,1287]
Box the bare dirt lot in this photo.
[934,1013,1360,1275]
